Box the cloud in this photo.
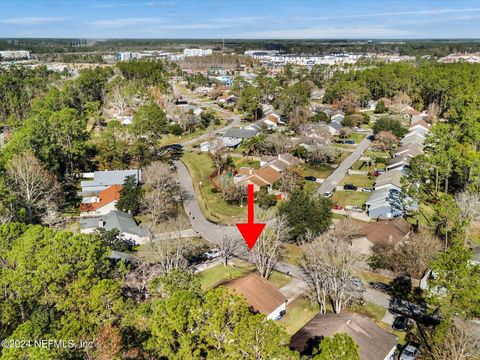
[89,17,165,27]
[243,26,411,39]
[0,17,66,25]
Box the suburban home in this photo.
[224,273,287,320]
[290,312,397,360]
[374,170,404,191]
[352,218,411,255]
[367,197,405,219]
[409,119,430,132]
[327,119,343,135]
[222,127,258,147]
[80,184,122,217]
[80,210,150,244]
[385,156,410,172]
[392,143,423,159]
[330,112,345,123]
[81,170,141,196]
[238,154,300,192]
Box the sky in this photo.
[1,0,480,39]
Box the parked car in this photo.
[352,278,366,292]
[304,176,317,182]
[332,204,343,210]
[204,248,220,259]
[375,169,385,174]
[344,140,355,144]
[369,282,392,293]
[334,139,344,144]
[345,205,363,212]
[355,127,367,132]
[361,187,374,192]
[369,170,381,177]
[399,343,420,360]
[343,184,358,191]
[323,191,333,198]
[393,316,413,332]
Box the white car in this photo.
[400,343,420,360]
[204,248,220,259]
[345,205,363,212]
[323,191,333,198]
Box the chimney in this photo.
[98,219,105,228]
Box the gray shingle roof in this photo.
[81,170,141,193]
[224,128,258,139]
[80,210,150,238]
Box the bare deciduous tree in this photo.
[307,140,336,165]
[209,137,228,174]
[372,229,442,279]
[143,161,180,225]
[140,236,190,274]
[375,131,399,151]
[7,152,61,223]
[250,216,288,279]
[262,133,292,155]
[279,165,305,195]
[427,102,441,123]
[300,225,363,314]
[455,190,480,244]
[214,231,239,266]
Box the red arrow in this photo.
[236,184,266,250]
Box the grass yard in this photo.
[182,151,246,224]
[357,269,393,285]
[198,262,254,290]
[332,150,351,165]
[235,157,260,170]
[340,174,375,188]
[268,271,292,289]
[303,164,334,179]
[331,191,370,207]
[278,296,320,335]
[282,243,304,266]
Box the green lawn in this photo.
[198,263,253,290]
[331,191,370,207]
[282,243,304,266]
[340,174,375,188]
[235,157,260,170]
[332,150,351,165]
[303,164,334,179]
[357,269,393,285]
[268,271,292,289]
[278,296,320,335]
[182,151,246,224]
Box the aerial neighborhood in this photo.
[0,2,479,359]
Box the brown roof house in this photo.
[225,273,287,320]
[352,218,411,255]
[80,184,122,217]
[290,312,397,360]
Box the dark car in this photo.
[304,176,317,182]
[343,184,358,191]
[344,140,355,144]
[392,316,413,331]
[369,281,392,293]
[334,139,345,144]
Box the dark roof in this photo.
[80,210,150,238]
[329,121,343,130]
[224,128,258,139]
[290,312,397,360]
[224,273,286,315]
[359,218,411,245]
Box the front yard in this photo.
[331,191,370,207]
[278,296,320,335]
[340,174,376,188]
[182,151,246,224]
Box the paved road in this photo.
[318,133,372,195]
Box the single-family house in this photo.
[81,170,141,196]
[327,120,343,135]
[80,184,122,217]
[374,170,404,191]
[80,210,150,244]
[290,312,397,360]
[222,127,258,147]
[401,132,426,147]
[330,113,345,123]
[392,143,423,159]
[367,198,405,219]
[352,218,411,255]
[409,119,430,132]
[385,156,410,172]
[224,273,287,320]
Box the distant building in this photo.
[0,50,30,60]
[183,48,213,57]
[222,127,258,147]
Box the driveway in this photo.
[318,133,372,195]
